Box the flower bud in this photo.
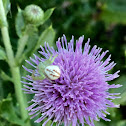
[23,4,44,25]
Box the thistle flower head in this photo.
[22,35,121,126]
[24,4,44,25]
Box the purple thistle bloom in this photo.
[22,35,121,126]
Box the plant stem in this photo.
[1,27,15,67]
[15,34,29,62]
[11,66,30,122]
[0,0,30,125]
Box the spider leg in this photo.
[50,54,58,64]
[48,55,52,62]
[32,71,45,80]
[31,70,36,79]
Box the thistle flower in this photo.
[22,35,121,126]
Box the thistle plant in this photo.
[22,35,121,126]
[0,0,125,126]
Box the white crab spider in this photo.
[32,55,60,80]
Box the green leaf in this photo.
[0,70,12,82]
[0,119,10,126]
[110,75,126,105]
[0,46,6,60]
[41,8,55,25]
[20,25,55,62]
[0,95,25,125]
[25,31,39,56]
[100,1,126,24]
[2,0,11,15]
[116,120,126,126]
[34,25,56,52]
[15,7,25,37]
[0,78,4,101]
[94,121,107,126]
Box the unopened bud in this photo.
[24,4,44,25]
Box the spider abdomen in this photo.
[45,65,60,80]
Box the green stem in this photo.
[11,66,30,122]
[0,0,30,125]
[15,34,29,62]
[1,27,14,67]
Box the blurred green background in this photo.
[0,0,126,126]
